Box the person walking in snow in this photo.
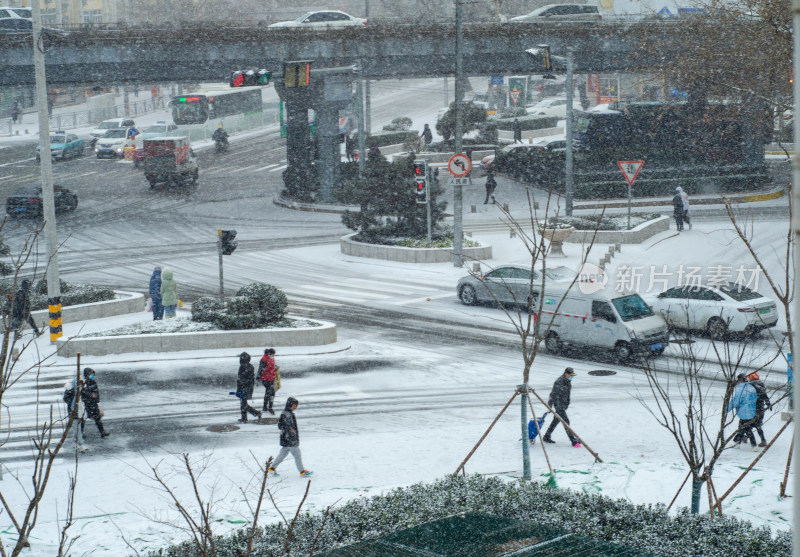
[676,186,691,230]
[345,134,355,162]
[672,188,685,232]
[149,266,163,320]
[10,101,20,124]
[10,279,41,338]
[747,371,771,447]
[543,367,580,447]
[513,118,522,143]
[484,170,497,204]
[237,352,261,423]
[269,397,312,477]
[728,373,758,448]
[421,123,433,146]
[80,367,109,439]
[159,267,178,319]
[258,348,278,414]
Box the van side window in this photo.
[592,301,616,322]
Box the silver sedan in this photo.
[457,264,574,307]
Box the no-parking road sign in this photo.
[448,153,472,177]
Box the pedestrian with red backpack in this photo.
[258,348,278,415]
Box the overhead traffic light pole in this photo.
[217,229,237,302]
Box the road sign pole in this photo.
[628,184,632,230]
[217,231,225,303]
[426,167,432,243]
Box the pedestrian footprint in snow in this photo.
[269,397,312,477]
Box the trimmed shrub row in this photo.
[0,279,115,311]
[145,474,791,557]
[191,283,288,330]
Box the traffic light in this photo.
[284,60,312,88]
[415,178,428,204]
[219,229,238,255]
[412,159,428,179]
[230,69,270,87]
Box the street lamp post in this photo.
[453,0,464,268]
[32,0,61,344]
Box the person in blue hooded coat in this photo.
[728,373,758,448]
[149,267,163,320]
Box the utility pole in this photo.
[791,0,800,552]
[565,48,575,216]
[32,0,61,344]
[356,69,366,178]
[453,0,464,268]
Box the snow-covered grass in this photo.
[77,315,322,337]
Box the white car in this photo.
[139,122,180,139]
[509,4,602,22]
[95,128,137,159]
[503,134,566,153]
[0,6,31,19]
[525,97,582,119]
[89,118,136,148]
[269,10,367,28]
[647,283,779,339]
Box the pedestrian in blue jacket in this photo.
[728,374,758,448]
[149,267,163,320]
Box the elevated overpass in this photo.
[0,20,722,86]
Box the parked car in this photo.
[457,264,574,307]
[88,118,136,149]
[525,97,582,119]
[6,184,78,218]
[35,131,84,162]
[0,6,31,19]
[382,117,413,132]
[269,10,367,28]
[503,135,567,153]
[509,4,602,22]
[646,283,779,339]
[95,128,137,159]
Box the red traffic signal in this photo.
[413,159,428,177]
[415,178,428,204]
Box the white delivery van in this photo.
[536,284,670,361]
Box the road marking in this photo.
[254,164,280,171]
[269,164,287,172]
[390,292,454,305]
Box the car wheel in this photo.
[459,285,478,306]
[544,332,562,354]
[614,341,632,362]
[706,317,728,341]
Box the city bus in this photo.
[170,86,264,142]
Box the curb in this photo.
[572,186,785,210]
[56,318,338,357]
[274,195,357,214]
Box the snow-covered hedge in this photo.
[191,283,288,330]
[0,278,115,311]
[145,475,791,557]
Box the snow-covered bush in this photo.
[146,475,791,557]
[0,278,115,310]
[191,284,288,330]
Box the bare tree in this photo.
[0,225,83,557]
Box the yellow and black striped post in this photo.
[48,296,62,342]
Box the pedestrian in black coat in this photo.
[10,279,41,337]
[80,367,109,438]
[269,397,312,476]
[513,119,522,143]
[484,170,497,204]
[422,123,433,146]
[747,371,771,446]
[672,188,685,232]
[237,352,261,423]
[543,367,579,446]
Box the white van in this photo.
[537,284,669,360]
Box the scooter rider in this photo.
[212,123,229,148]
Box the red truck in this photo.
[143,136,199,188]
